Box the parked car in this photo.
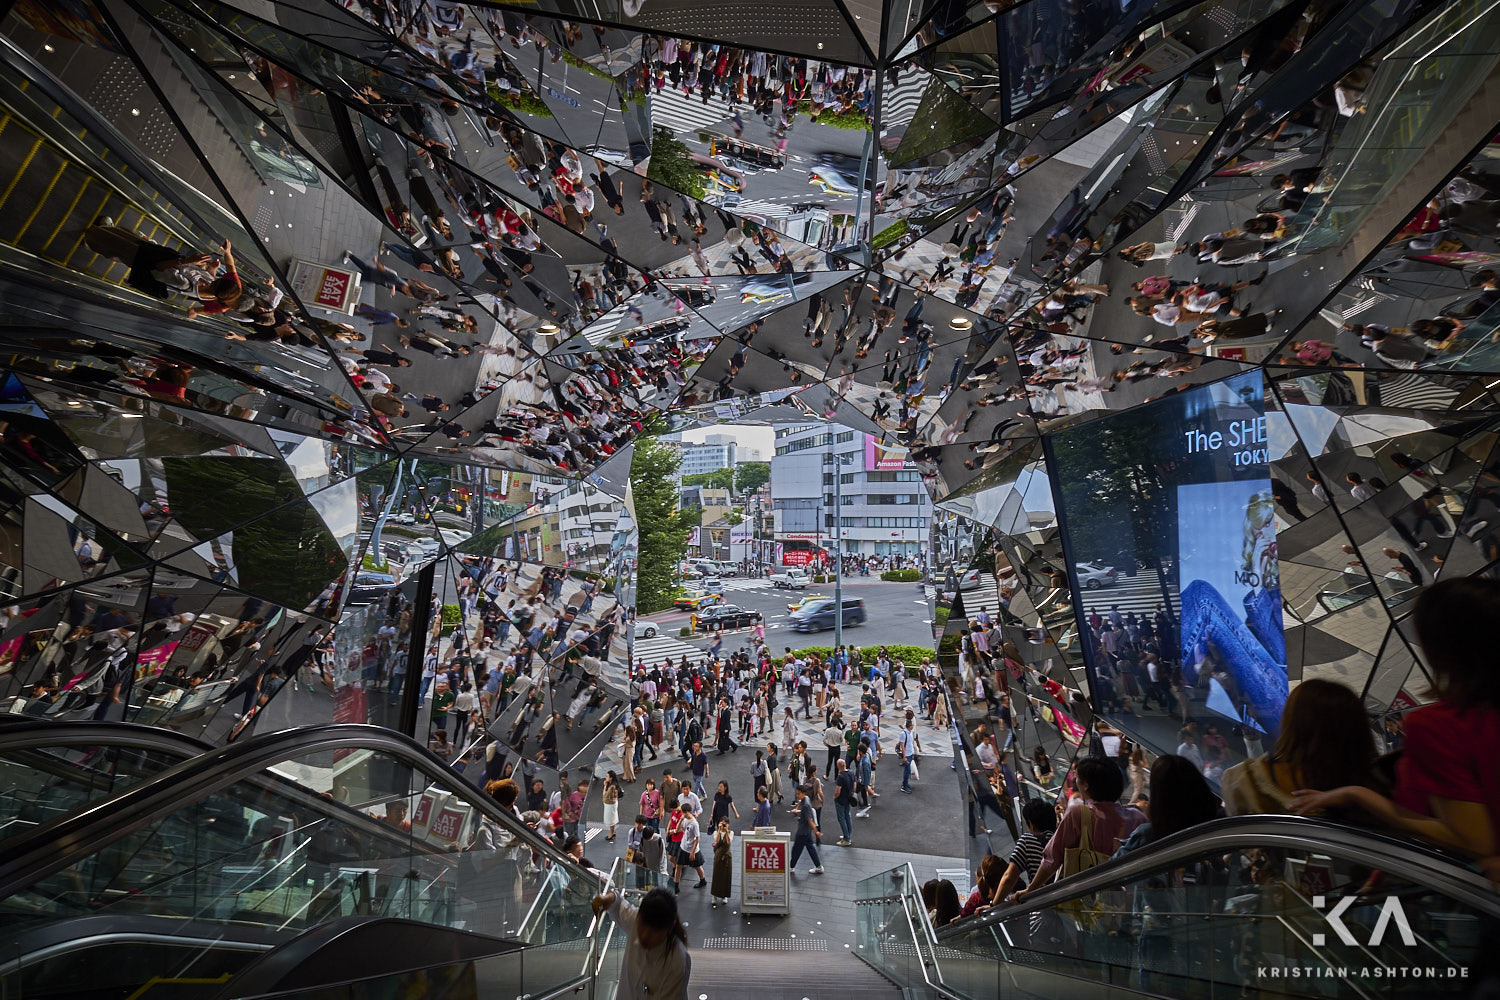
[347,571,397,605]
[786,593,831,612]
[788,597,866,632]
[633,620,660,639]
[696,604,763,630]
[673,589,724,611]
[770,569,810,589]
[1076,562,1118,589]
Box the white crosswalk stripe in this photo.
[1077,574,1178,619]
[880,75,931,127]
[718,578,775,592]
[629,632,702,664]
[733,198,793,218]
[649,88,736,136]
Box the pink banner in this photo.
[134,641,180,681]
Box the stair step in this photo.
[688,949,901,998]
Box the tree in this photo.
[682,468,735,491]
[734,461,770,494]
[647,126,706,200]
[631,437,701,613]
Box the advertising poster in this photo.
[740,834,790,914]
[1048,371,1287,743]
[863,435,912,471]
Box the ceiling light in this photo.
[950,317,972,330]
[121,412,143,418]
[130,108,140,116]
[42,44,54,52]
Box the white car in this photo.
[770,569,810,589]
[1076,562,1118,589]
[633,620,660,639]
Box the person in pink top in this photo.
[1295,578,1500,869]
[1008,758,1146,902]
[639,778,664,833]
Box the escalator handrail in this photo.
[0,723,602,901]
[0,718,215,758]
[932,812,1500,941]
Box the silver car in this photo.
[1076,562,1118,589]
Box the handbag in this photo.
[625,846,637,864]
[1060,803,1109,880]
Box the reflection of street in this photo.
[1074,571,1178,619]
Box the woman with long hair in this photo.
[710,819,734,907]
[602,771,621,842]
[592,887,690,998]
[1114,755,1222,858]
[1222,678,1375,816]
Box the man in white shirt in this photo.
[896,720,919,793]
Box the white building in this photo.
[770,424,929,561]
[680,439,738,478]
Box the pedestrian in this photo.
[689,741,709,796]
[639,776,663,831]
[752,786,772,826]
[833,757,856,846]
[602,771,621,842]
[710,819,734,907]
[765,742,784,803]
[711,780,740,827]
[897,719,919,793]
[674,806,707,893]
[591,888,690,999]
[751,749,767,797]
[788,785,825,875]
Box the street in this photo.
[635,577,951,660]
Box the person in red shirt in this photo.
[1294,578,1500,862]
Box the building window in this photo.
[835,431,854,443]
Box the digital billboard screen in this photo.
[1047,371,1286,741]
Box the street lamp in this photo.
[827,422,844,650]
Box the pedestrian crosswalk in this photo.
[630,632,702,665]
[880,74,930,127]
[1076,573,1178,620]
[649,88,736,136]
[733,198,793,219]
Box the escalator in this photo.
[856,814,1500,998]
[0,722,621,1000]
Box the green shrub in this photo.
[440,603,461,626]
[812,574,830,583]
[880,568,921,582]
[796,100,872,131]
[785,644,934,674]
[871,220,910,251]
[680,626,691,637]
[361,552,389,572]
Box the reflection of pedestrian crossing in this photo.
[630,632,702,665]
[880,75,930,127]
[1076,573,1177,619]
[733,198,793,219]
[649,88,735,136]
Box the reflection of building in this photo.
[680,439,738,477]
[771,424,929,559]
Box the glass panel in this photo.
[0,738,192,837]
[938,840,1490,997]
[0,746,600,949]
